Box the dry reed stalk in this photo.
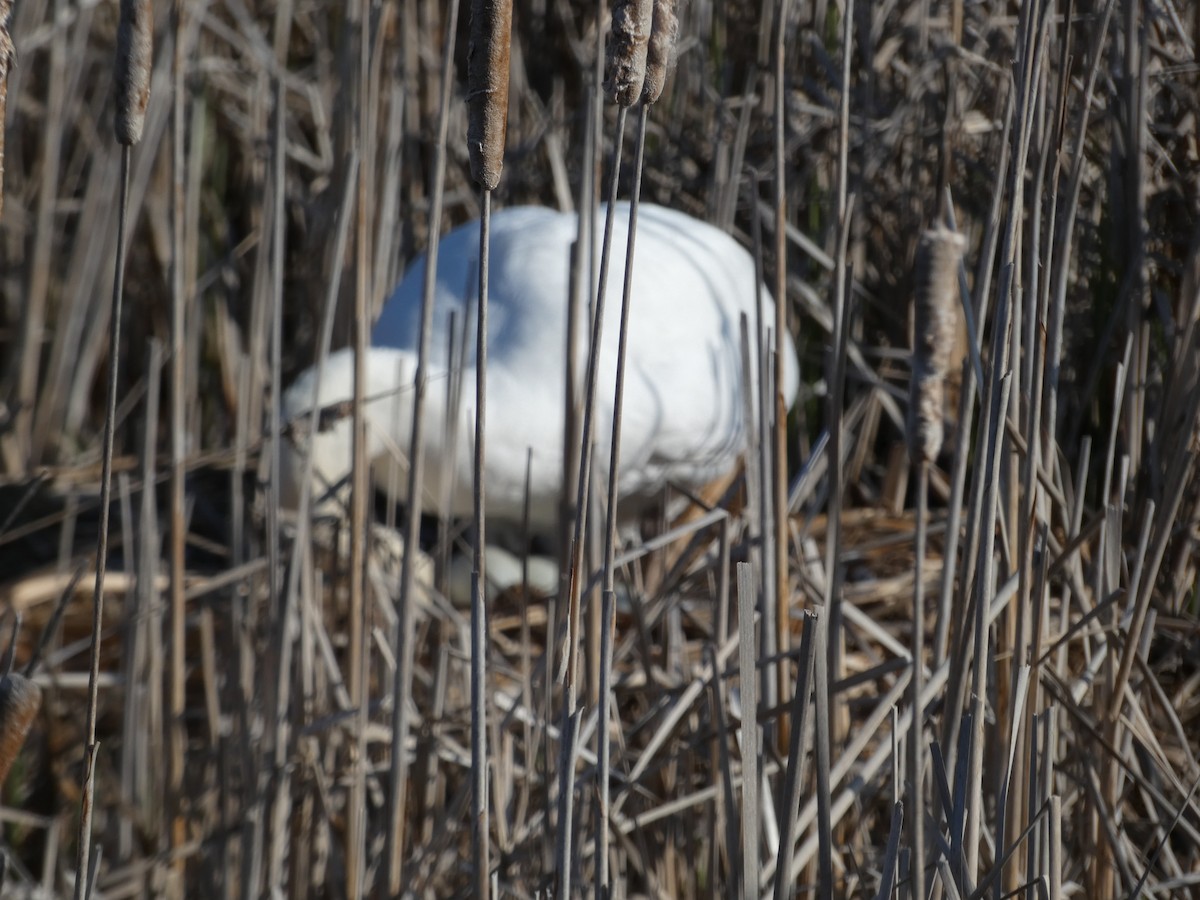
[466,3,512,892]
[470,150,496,900]
[167,0,190,890]
[265,65,293,894]
[386,0,461,890]
[76,2,152,896]
[346,1,376,889]
[557,104,630,898]
[772,0,793,757]
[772,609,817,900]
[0,0,11,224]
[16,1,67,465]
[736,562,760,900]
[594,103,650,898]
[909,459,932,900]
[604,0,653,106]
[815,5,854,886]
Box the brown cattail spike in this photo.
[0,0,13,222]
[605,0,654,107]
[0,673,41,787]
[467,0,513,191]
[641,0,679,105]
[908,226,965,463]
[114,0,152,146]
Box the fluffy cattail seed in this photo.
[908,226,965,463]
[0,0,13,222]
[604,0,654,107]
[467,0,513,190]
[0,673,41,786]
[641,0,679,105]
[114,0,152,146]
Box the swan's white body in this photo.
[282,203,799,530]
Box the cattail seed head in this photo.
[908,226,965,463]
[114,0,152,146]
[641,0,679,105]
[467,0,513,190]
[0,673,41,787]
[604,0,654,107]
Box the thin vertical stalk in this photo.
[167,0,189,884]
[812,597,833,899]
[78,2,150,888]
[266,65,293,894]
[772,609,817,900]
[966,370,1014,883]
[465,0,511,882]
[386,0,460,888]
[737,562,760,900]
[910,463,929,900]
[17,0,67,464]
[772,0,794,740]
[75,145,132,900]
[345,0,373,891]
[556,105,628,900]
[471,193,492,899]
[597,103,649,898]
[823,0,855,820]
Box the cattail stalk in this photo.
[906,223,963,900]
[604,0,653,107]
[467,3,511,894]
[77,4,151,896]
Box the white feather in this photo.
[281,203,799,529]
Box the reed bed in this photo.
[1,0,1198,897]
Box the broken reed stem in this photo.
[466,2,510,892]
[75,7,151,895]
[604,0,653,106]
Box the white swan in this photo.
[281,203,799,532]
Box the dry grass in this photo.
[1,0,1199,897]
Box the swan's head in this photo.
[279,347,427,513]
